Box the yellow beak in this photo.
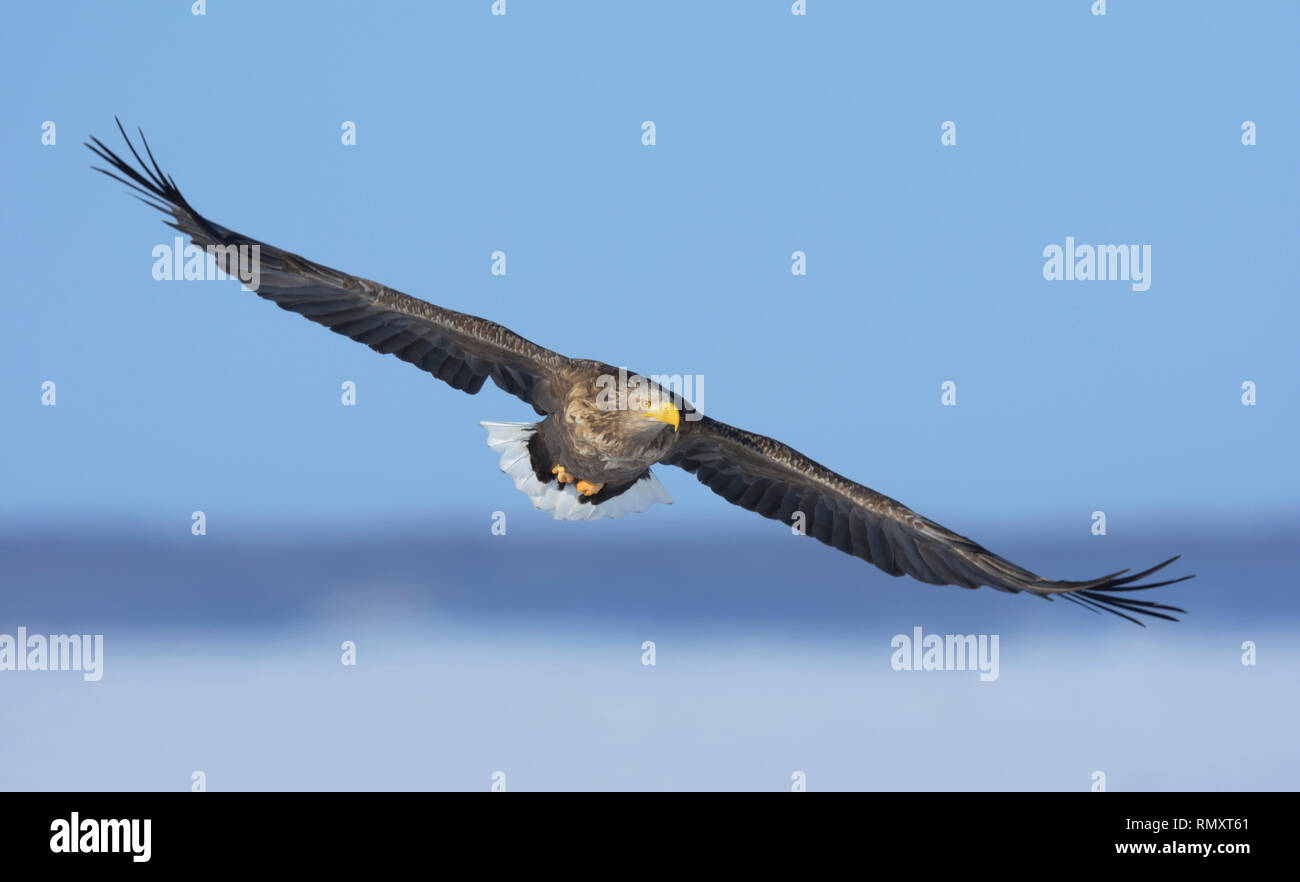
[642,400,680,432]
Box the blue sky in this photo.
[3,1,1296,536]
[2,1,1298,793]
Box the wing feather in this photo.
[88,120,566,414]
[663,416,1192,624]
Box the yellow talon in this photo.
[551,465,576,484]
[576,480,604,497]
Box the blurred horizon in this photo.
[5,513,1294,633]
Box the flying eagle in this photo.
[88,121,1192,625]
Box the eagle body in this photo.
[477,363,685,519]
[481,420,675,521]
[88,121,1193,624]
[543,365,681,487]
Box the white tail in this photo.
[480,420,672,521]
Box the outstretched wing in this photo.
[663,416,1192,625]
[87,120,566,414]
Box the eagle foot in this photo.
[551,465,576,484]
[576,479,605,497]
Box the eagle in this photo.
[88,120,1191,625]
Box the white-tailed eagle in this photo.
[88,121,1191,625]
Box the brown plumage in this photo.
[88,120,1192,625]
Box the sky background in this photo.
[1,2,1297,791]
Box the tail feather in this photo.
[481,421,672,521]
